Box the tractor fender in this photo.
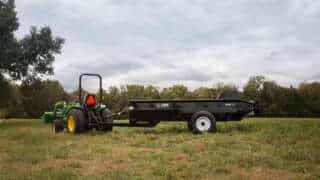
[62,106,83,123]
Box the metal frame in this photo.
[79,73,103,103]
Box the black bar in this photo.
[89,122,156,127]
[79,73,103,103]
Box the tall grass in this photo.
[0,118,319,179]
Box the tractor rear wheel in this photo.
[67,109,86,134]
[101,108,113,132]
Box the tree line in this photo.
[1,0,320,118]
[0,76,320,118]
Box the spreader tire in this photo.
[67,109,86,134]
[190,111,216,134]
[187,120,193,131]
[101,108,113,132]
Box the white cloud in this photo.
[15,0,320,91]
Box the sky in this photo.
[15,0,320,91]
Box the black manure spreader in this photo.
[43,74,256,134]
[127,99,255,133]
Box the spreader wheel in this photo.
[190,111,216,134]
[66,109,86,134]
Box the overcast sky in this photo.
[15,0,320,91]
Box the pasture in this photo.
[0,118,319,179]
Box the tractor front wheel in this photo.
[67,109,86,134]
[54,119,64,133]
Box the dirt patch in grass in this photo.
[195,142,206,152]
[39,158,86,169]
[233,166,303,180]
[174,153,188,161]
[38,157,131,176]
[112,146,163,154]
[86,159,131,175]
[0,152,8,170]
[0,152,7,160]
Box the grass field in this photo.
[0,118,319,180]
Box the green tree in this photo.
[143,85,160,99]
[0,0,19,78]
[258,81,305,115]
[0,75,11,108]
[299,82,320,115]
[125,85,145,98]
[243,76,265,101]
[214,82,239,99]
[0,76,23,118]
[6,83,23,117]
[161,85,192,99]
[0,0,64,80]
[20,77,68,117]
[192,87,214,99]
[103,86,122,112]
[259,81,283,114]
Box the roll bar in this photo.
[79,73,103,103]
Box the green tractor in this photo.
[42,73,113,134]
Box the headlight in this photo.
[129,106,134,110]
